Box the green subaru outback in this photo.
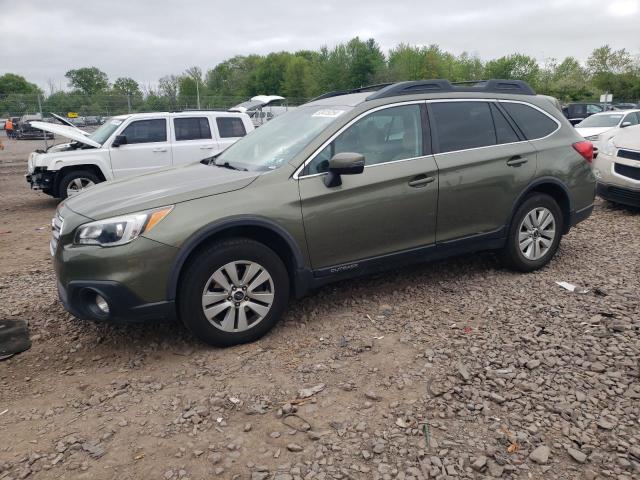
[52,80,596,346]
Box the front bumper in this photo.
[597,182,640,207]
[53,206,180,323]
[57,279,175,323]
[26,168,57,191]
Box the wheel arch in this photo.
[167,217,309,302]
[510,177,572,234]
[54,164,107,197]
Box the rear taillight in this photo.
[573,141,593,163]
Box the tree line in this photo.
[1,38,639,116]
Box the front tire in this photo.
[58,170,101,199]
[178,238,290,347]
[500,193,563,272]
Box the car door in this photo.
[171,116,218,165]
[213,116,249,154]
[108,117,172,178]
[428,100,538,243]
[298,102,438,270]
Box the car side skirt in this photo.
[307,227,506,289]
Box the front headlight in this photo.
[601,138,616,156]
[74,206,173,247]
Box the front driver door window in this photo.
[306,104,423,175]
[299,103,439,270]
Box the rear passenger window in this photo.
[490,104,520,144]
[122,119,167,144]
[174,117,212,141]
[501,102,559,140]
[431,102,495,153]
[217,117,247,138]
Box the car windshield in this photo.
[214,105,352,171]
[88,117,125,145]
[577,114,623,128]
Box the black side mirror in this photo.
[112,134,127,147]
[324,152,365,188]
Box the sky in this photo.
[1,0,639,92]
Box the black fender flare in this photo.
[165,215,307,301]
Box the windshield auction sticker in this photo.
[312,109,346,118]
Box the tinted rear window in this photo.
[431,102,496,153]
[216,117,247,138]
[174,117,212,141]
[490,104,520,144]
[501,102,559,140]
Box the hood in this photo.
[29,121,101,148]
[64,162,260,219]
[612,124,640,149]
[51,113,89,135]
[575,127,612,138]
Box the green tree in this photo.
[65,67,109,95]
[0,73,41,95]
[484,54,540,86]
[282,56,312,99]
[112,77,141,97]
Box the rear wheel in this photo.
[500,193,563,272]
[58,170,101,199]
[178,238,290,347]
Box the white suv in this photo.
[26,111,254,198]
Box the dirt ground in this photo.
[0,132,638,480]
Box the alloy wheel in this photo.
[66,178,95,197]
[518,207,556,260]
[201,260,275,332]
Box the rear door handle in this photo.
[408,175,436,187]
[506,155,528,167]
[152,148,167,153]
[200,146,215,150]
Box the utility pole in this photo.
[196,81,201,110]
[37,93,48,149]
[127,94,131,113]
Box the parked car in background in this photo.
[50,79,595,347]
[562,102,610,125]
[575,109,640,149]
[15,114,54,140]
[230,95,295,126]
[593,124,640,207]
[613,103,638,110]
[26,110,253,198]
[0,119,6,130]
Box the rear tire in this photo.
[58,170,101,199]
[500,193,563,272]
[178,238,290,347]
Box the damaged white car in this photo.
[26,111,253,199]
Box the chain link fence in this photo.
[0,93,310,119]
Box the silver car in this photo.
[593,124,640,207]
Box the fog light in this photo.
[95,294,110,314]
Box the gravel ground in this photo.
[0,133,639,480]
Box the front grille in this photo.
[614,163,640,181]
[618,149,640,161]
[50,213,63,256]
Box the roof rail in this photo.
[308,83,394,103]
[366,79,536,101]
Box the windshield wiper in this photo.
[214,161,248,171]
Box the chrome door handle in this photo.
[199,146,215,150]
[408,175,436,187]
[152,148,167,153]
[506,155,528,167]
